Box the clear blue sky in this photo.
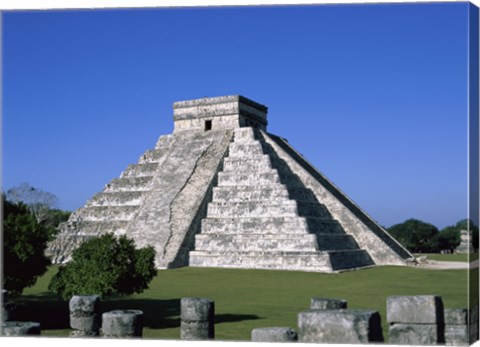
[2,2,472,229]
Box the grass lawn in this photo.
[415,253,479,262]
[16,265,472,342]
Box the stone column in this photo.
[1,321,41,336]
[444,308,469,345]
[101,310,143,338]
[180,297,214,340]
[297,309,384,343]
[251,327,297,342]
[69,295,100,336]
[387,295,445,345]
[310,297,347,310]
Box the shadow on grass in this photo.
[13,295,262,331]
[14,293,69,330]
[215,314,262,325]
[100,298,181,329]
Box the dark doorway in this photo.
[205,120,212,131]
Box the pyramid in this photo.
[47,95,413,272]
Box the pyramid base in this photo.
[189,249,375,273]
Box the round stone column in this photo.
[69,295,100,336]
[180,297,214,340]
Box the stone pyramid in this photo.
[47,95,413,272]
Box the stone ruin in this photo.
[456,229,474,253]
[3,290,476,343]
[47,95,413,272]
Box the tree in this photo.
[3,197,51,295]
[49,233,157,300]
[388,219,439,253]
[435,226,461,253]
[6,183,59,223]
[44,208,71,238]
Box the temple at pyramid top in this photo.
[47,94,414,272]
[173,95,268,132]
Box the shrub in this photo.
[49,233,157,300]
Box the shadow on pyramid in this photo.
[47,95,414,273]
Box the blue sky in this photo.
[2,2,473,229]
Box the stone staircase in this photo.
[189,127,375,272]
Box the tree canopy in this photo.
[6,183,59,223]
[435,226,461,253]
[3,197,51,295]
[388,219,439,253]
[49,233,157,300]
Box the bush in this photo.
[49,233,157,300]
[3,197,51,295]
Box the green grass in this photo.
[415,253,479,262]
[16,265,472,341]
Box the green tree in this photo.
[435,226,461,253]
[49,233,157,300]
[3,197,51,295]
[44,208,71,238]
[388,219,439,253]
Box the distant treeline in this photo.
[387,218,478,254]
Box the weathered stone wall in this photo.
[174,115,240,133]
[387,295,445,345]
[260,131,413,265]
[48,129,232,268]
[173,95,267,133]
[127,129,233,268]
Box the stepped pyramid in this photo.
[48,95,413,272]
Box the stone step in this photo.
[104,177,152,192]
[195,233,359,252]
[154,134,174,149]
[233,127,257,142]
[201,217,345,234]
[87,191,144,207]
[71,205,139,222]
[189,249,374,272]
[222,155,272,172]
[207,201,331,218]
[316,234,360,251]
[222,160,299,179]
[217,171,282,186]
[212,186,318,203]
[229,142,265,156]
[120,162,159,178]
[195,233,319,252]
[60,220,130,235]
[138,149,165,164]
[328,250,375,271]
